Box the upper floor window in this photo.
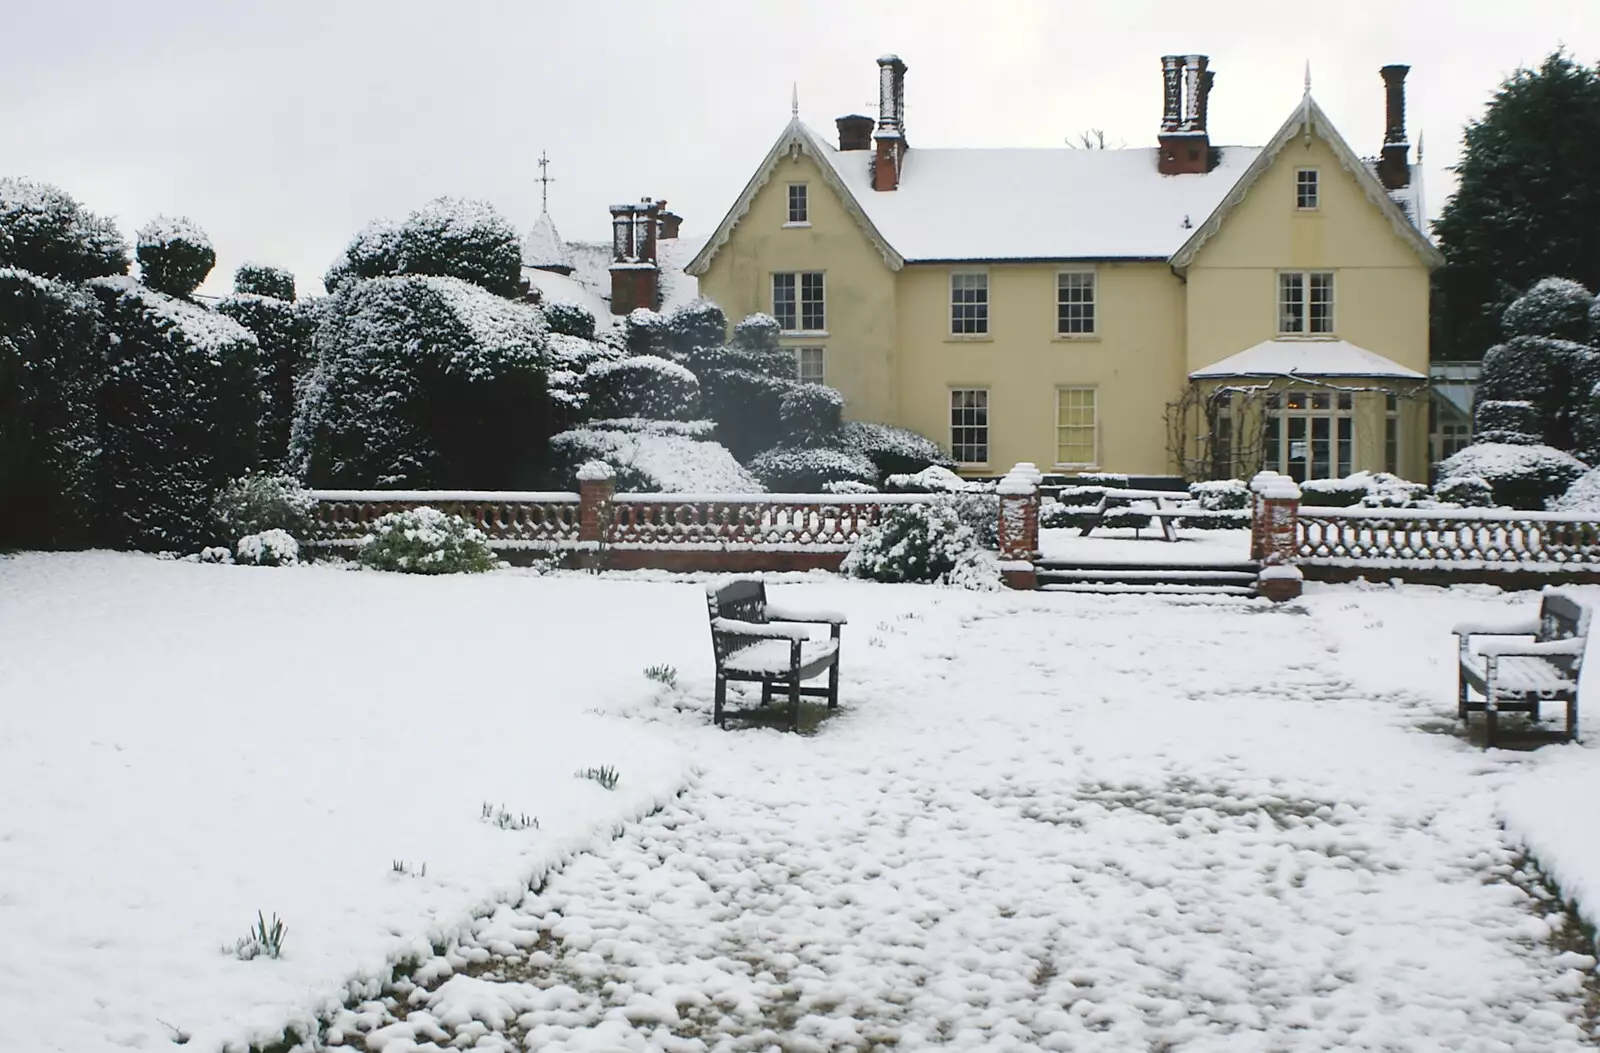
[773,272,825,332]
[1295,168,1319,209]
[1057,270,1096,335]
[795,346,825,384]
[950,272,988,335]
[1278,271,1334,335]
[787,184,808,224]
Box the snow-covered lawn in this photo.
[4,554,1600,1051]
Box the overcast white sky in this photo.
[3,0,1595,298]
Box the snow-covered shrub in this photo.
[0,269,102,549]
[1592,297,1600,341]
[748,445,876,492]
[1439,442,1587,510]
[549,418,758,493]
[838,420,954,480]
[212,473,314,540]
[699,367,794,460]
[197,545,233,564]
[1502,277,1595,343]
[661,298,727,355]
[1188,479,1249,511]
[822,479,878,494]
[939,490,1000,549]
[393,197,523,298]
[1354,472,1429,508]
[779,384,845,444]
[732,312,781,352]
[543,301,595,340]
[884,465,984,493]
[842,502,996,588]
[217,292,316,467]
[1074,472,1129,488]
[357,507,497,574]
[584,355,700,421]
[90,276,259,550]
[1549,467,1600,512]
[1298,477,1366,507]
[1039,501,1094,530]
[1433,474,1496,508]
[232,263,295,302]
[323,220,401,294]
[136,216,215,298]
[623,308,665,356]
[1473,399,1540,445]
[292,275,554,488]
[0,177,129,281]
[235,528,299,567]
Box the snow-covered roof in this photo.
[814,134,1262,262]
[521,212,574,274]
[1188,338,1426,380]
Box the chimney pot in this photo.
[1157,54,1215,175]
[873,55,909,190]
[1378,64,1412,190]
[836,114,874,151]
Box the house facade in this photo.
[688,55,1442,483]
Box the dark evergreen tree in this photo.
[0,177,129,281]
[217,272,316,470]
[135,216,216,298]
[1434,52,1600,359]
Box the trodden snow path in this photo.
[323,583,1600,1053]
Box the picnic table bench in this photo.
[1453,588,1590,748]
[1078,487,1187,542]
[706,580,847,732]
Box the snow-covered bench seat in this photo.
[706,580,846,733]
[1453,588,1590,748]
[1079,487,1186,542]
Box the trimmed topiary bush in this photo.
[136,216,215,298]
[0,177,129,281]
[1434,474,1496,508]
[233,263,296,302]
[1552,467,1600,512]
[838,420,954,480]
[779,384,845,444]
[748,445,877,492]
[584,355,700,421]
[394,197,523,298]
[1502,277,1595,342]
[357,507,498,574]
[543,301,595,340]
[661,298,727,355]
[1187,479,1249,511]
[549,418,757,493]
[212,473,314,541]
[1439,442,1587,509]
[323,220,401,294]
[235,529,299,567]
[1473,399,1540,445]
[841,502,998,588]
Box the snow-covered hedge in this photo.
[779,385,845,444]
[136,216,215,298]
[235,528,299,567]
[585,355,700,421]
[357,507,497,574]
[1502,277,1595,343]
[1433,475,1496,508]
[838,420,954,480]
[1550,467,1600,512]
[1439,442,1588,510]
[1473,399,1540,445]
[884,465,984,494]
[233,263,296,302]
[323,199,523,298]
[747,445,877,492]
[660,298,727,355]
[841,503,999,589]
[0,177,129,281]
[212,473,314,541]
[549,418,758,493]
[216,292,316,467]
[543,301,595,340]
[1188,479,1249,511]
[1300,471,1428,509]
[0,269,102,548]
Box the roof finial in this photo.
[1417,129,1425,163]
[791,81,799,118]
[536,150,554,214]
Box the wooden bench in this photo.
[706,580,847,732]
[1453,588,1590,748]
[1078,487,1187,542]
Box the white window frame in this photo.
[1295,168,1319,210]
[1277,270,1335,335]
[1264,389,1355,482]
[1056,269,1097,336]
[772,271,826,333]
[786,183,809,226]
[1055,387,1098,468]
[950,388,989,466]
[794,346,825,384]
[950,271,989,336]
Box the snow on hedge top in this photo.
[813,131,1261,261]
[416,274,545,370]
[1189,339,1426,380]
[522,212,574,273]
[135,215,211,251]
[555,423,759,493]
[1550,467,1600,512]
[88,275,256,358]
[1439,442,1587,482]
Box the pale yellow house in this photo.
[687,55,1443,483]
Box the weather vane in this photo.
[536,150,554,214]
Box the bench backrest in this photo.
[706,580,769,667]
[1540,589,1593,678]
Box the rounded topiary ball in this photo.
[137,216,215,297]
[233,263,296,301]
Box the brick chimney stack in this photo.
[608,198,662,315]
[1378,64,1412,190]
[836,114,875,151]
[1157,54,1215,175]
[872,55,908,191]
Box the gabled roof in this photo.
[1188,338,1426,380]
[686,119,902,276]
[1169,96,1443,272]
[522,212,575,274]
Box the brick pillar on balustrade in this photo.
[1250,470,1304,602]
[997,462,1044,590]
[577,460,615,544]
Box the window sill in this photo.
[955,463,991,473]
[945,335,993,343]
[780,330,829,339]
[1053,463,1101,472]
[1052,334,1101,343]
[782,221,812,228]
[1294,207,1321,213]
[1274,333,1339,340]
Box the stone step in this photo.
[1039,582,1258,596]
[1036,568,1259,584]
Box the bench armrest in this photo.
[763,603,848,626]
[1477,637,1587,658]
[710,618,812,640]
[1452,618,1540,638]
